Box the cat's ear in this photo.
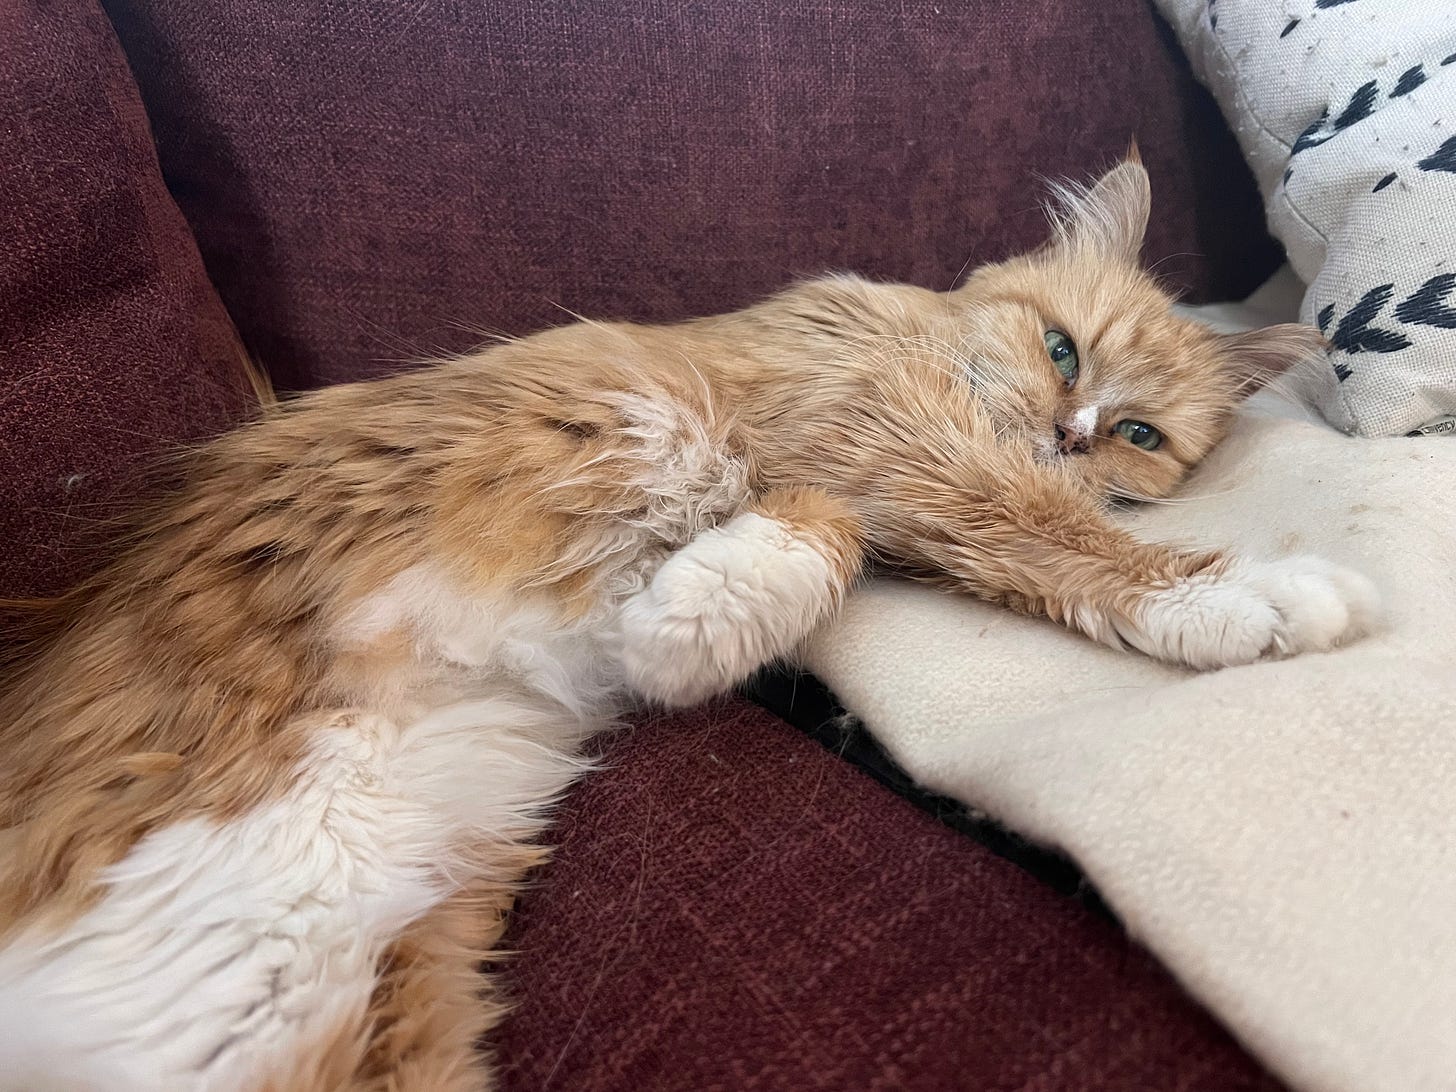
[1045,152,1151,263]
[1216,323,1329,394]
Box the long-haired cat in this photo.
[0,156,1375,1090]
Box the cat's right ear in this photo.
[1044,155,1151,264]
[1216,323,1330,394]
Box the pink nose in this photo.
[1055,424,1091,455]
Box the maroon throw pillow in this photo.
[104,0,1278,390]
[494,699,1282,1090]
[0,0,254,599]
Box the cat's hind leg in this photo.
[618,487,863,706]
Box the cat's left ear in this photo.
[1216,323,1329,394]
[1046,149,1151,263]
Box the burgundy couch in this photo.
[1,1,1285,1086]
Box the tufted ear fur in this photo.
[1045,151,1151,263]
[1217,323,1330,394]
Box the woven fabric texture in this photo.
[0,0,254,599]
[493,698,1281,1090]
[103,0,1279,390]
[805,293,1456,1092]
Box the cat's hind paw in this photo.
[1117,556,1380,671]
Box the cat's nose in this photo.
[1054,424,1091,455]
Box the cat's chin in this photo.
[1027,443,1113,495]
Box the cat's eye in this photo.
[1044,330,1078,384]
[1115,419,1163,451]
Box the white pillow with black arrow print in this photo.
[1155,0,1456,437]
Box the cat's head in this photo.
[948,153,1323,500]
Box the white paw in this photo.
[618,513,837,705]
[1116,556,1380,671]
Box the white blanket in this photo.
[803,282,1456,1092]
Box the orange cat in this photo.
[0,156,1376,1089]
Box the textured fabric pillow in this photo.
[494,698,1281,1090]
[1154,0,1456,437]
[103,0,1278,390]
[0,0,254,599]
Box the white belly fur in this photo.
[0,574,617,1091]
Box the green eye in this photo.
[1044,330,1078,383]
[1115,419,1163,451]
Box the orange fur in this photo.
[0,158,1328,1086]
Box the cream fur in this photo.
[1070,405,1100,437]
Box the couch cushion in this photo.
[103,0,1279,390]
[494,698,1281,1089]
[0,0,254,599]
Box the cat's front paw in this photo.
[618,504,858,706]
[1117,556,1380,670]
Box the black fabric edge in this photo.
[741,666,1116,922]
